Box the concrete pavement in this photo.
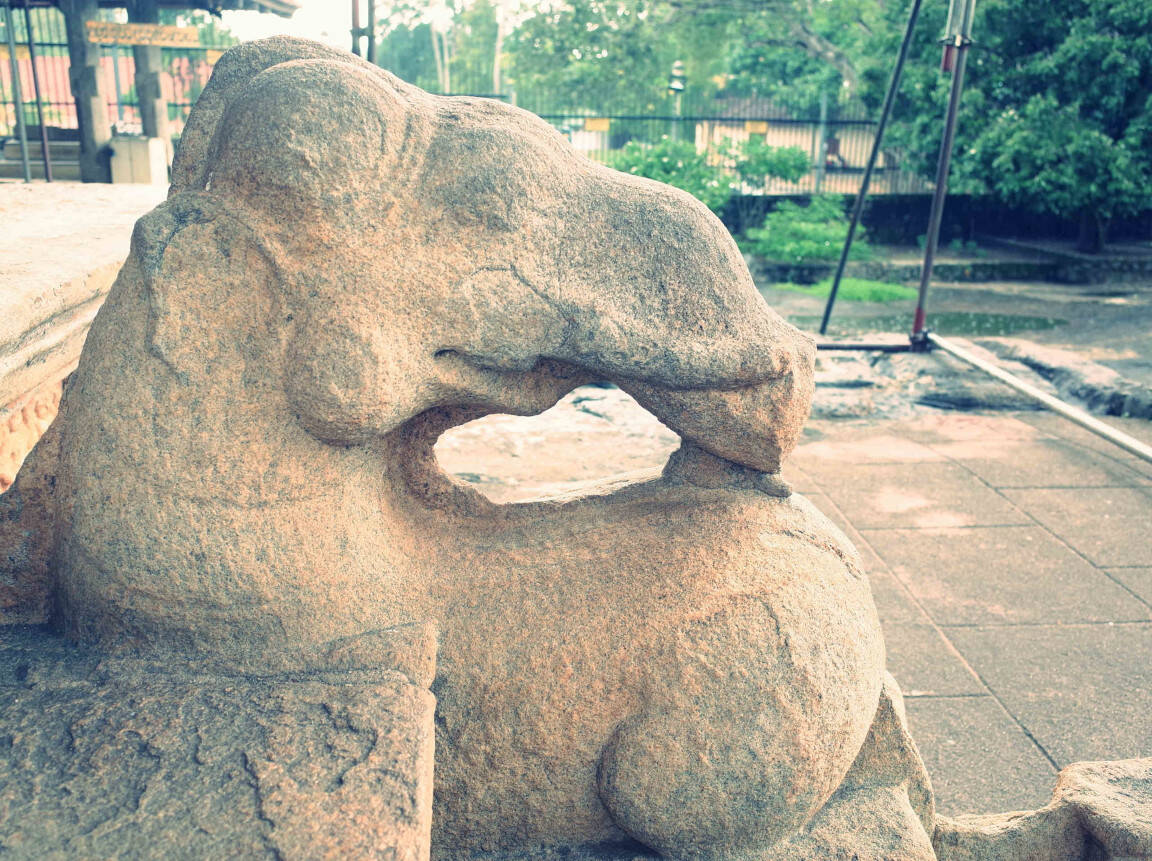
[788,410,1152,816]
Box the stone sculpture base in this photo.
[0,625,436,860]
[935,760,1152,861]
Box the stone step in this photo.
[0,161,82,181]
[2,138,81,162]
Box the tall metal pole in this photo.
[22,0,51,181]
[2,0,31,181]
[819,0,924,335]
[813,90,828,194]
[351,0,361,56]
[365,0,375,65]
[911,0,977,341]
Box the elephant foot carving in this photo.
[0,37,936,860]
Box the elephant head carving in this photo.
[165,37,814,472]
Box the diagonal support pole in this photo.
[819,0,924,335]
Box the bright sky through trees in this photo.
[222,0,352,49]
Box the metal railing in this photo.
[0,6,228,143]
[1,12,929,195]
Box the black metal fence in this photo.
[1,10,928,194]
[527,110,928,195]
[449,91,928,195]
[0,6,226,141]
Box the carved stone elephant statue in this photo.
[2,38,935,860]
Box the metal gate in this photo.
[0,4,228,179]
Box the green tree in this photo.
[713,0,888,113]
[875,0,1152,252]
[376,22,440,91]
[373,0,510,94]
[505,0,674,111]
[609,137,733,212]
[450,0,500,93]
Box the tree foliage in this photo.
[364,0,1152,252]
[874,0,1152,250]
[609,136,809,214]
[743,196,872,263]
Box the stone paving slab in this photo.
[796,461,1035,529]
[794,411,1152,822]
[928,437,1152,488]
[780,462,818,494]
[904,695,1057,816]
[1109,568,1152,605]
[896,412,1049,445]
[860,548,935,625]
[882,623,985,697]
[1019,412,1152,481]
[1000,487,1152,568]
[946,623,1152,768]
[802,491,854,537]
[795,433,946,470]
[862,525,1150,625]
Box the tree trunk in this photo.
[59,0,112,182]
[1076,210,1108,254]
[430,25,444,92]
[492,14,504,95]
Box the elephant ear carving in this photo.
[138,205,279,383]
[171,37,346,194]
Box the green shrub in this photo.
[770,277,916,303]
[725,139,810,232]
[608,137,733,213]
[607,137,813,220]
[744,196,871,263]
[732,138,809,189]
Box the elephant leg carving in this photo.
[597,592,882,859]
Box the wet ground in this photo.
[764,265,1152,395]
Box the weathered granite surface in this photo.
[0,623,436,860]
[935,759,1152,861]
[0,37,918,859]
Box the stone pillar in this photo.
[59,0,111,182]
[127,0,171,163]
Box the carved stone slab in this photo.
[0,625,436,860]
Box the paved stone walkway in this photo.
[788,410,1152,816]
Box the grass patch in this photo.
[789,311,1068,337]
[770,277,918,303]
